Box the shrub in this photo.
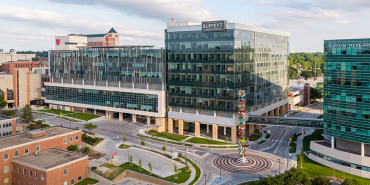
[312,176,330,185]
[41,124,50,128]
[84,147,90,152]
[97,153,100,156]
[91,166,97,170]
[342,178,362,185]
[67,145,79,152]
[141,140,146,146]
[178,153,182,158]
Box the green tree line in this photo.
[16,51,48,57]
[288,52,324,79]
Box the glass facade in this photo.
[323,39,370,144]
[46,86,158,113]
[50,47,165,84]
[166,28,289,116]
[311,150,370,172]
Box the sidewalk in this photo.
[286,128,315,171]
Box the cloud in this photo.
[45,0,216,22]
[0,5,163,39]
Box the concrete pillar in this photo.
[132,114,137,123]
[147,83,149,90]
[331,136,334,149]
[285,103,289,113]
[214,111,216,117]
[94,80,96,86]
[119,112,123,121]
[207,124,209,133]
[263,113,268,116]
[195,122,200,137]
[83,108,85,113]
[257,125,261,130]
[231,126,237,143]
[71,78,74,85]
[178,119,184,135]
[118,81,121,88]
[49,104,53,109]
[106,80,108,87]
[106,111,109,118]
[212,124,218,140]
[94,109,96,115]
[269,110,274,116]
[275,108,279,117]
[61,78,63,83]
[249,124,254,133]
[168,118,173,134]
[281,105,285,116]
[71,106,74,112]
[224,126,226,135]
[361,143,364,156]
[147,116,151,126]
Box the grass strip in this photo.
[303,129,323,151]
[265,134,271,138]
[75,178,99,185]
[57,116,82,122]
[316,115,323,119]
[257,140,266,145]
[66,113,101,121]
[137,134,192,146]
[289,142,297,153]
[289,111,300,116]
[40,109,72,115]
[186,137,230,145]
[153,132,189,141]
[292,133,302,142]
[118,144,131,149]
[182,157,201,185]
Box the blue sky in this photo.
[1,0,370,52]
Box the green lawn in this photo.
[303,129,323,151]
[257,140,266,145]
[265,134,271,138]
[118,144,131,149]
[289,142,297,153]
[289,111,300,116]
[248,134,262,141]
[200,145,239,148]
[57,116,82,122]
[137,134,192,146]
[154,132,189,141]
[316,115,323,119]
[298,155,370,185]
[186,137,229,145]
[66,113,101,121]
[291,133,302,142]
[75,178,99,185]
[182,157,200,185]
[41,109,72,115]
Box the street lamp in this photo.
[69,118,71,128]
[278,159,280,175]
[204,174,207,185]
[219,164,222,179]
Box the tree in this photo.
[0,95,7,108]
[301,71,314,79]
[299,148,304,169]
[173,163,178,179]
[84,123,97,134]
[148,163,152,175]
[310,87,323,100]
[283,168,311,185]
[225,136,229,148]
[141,140,146,147]
[289,66,298,79]
[162,146,166,153]
[122,136,127,143]
[139,158,142,171]
[129,155,133,165]
[311,176,330,185]
[67,145,79,152]
[342,178,362,185]
[20,104,34,123]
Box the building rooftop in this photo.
[289,86,304,93]
[0,126,80,149]
[76,45,154,49]
[0,115,14,121]
[12,148,87,170]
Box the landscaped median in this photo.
[200,145,239,148]
[40,109,101,121]
[137,134,193,146]
[147,130,189,141]
[185,137,230,145]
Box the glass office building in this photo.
[166,21,290,119]
[45,46,166,118]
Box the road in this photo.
[290,103,323,118]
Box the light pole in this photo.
[204,174,207,185]
[185,144,187,159]
[219,164,222,179]
[278,159,280,175]
[69,118,71,128]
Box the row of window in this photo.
[1,131,12,137]
[1,122,11,128]
[323,122,370,136]
[311,150,370,172]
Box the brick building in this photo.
[0,116,16,137]
[0,126,82,185]
[12,148,88,185]
[288,83,311,109]
[1,60,41,73]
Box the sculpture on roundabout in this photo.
[238,90,247,163]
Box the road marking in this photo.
[274,129,289,155]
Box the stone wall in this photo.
[87,170,112,184]
[126,170,175,185]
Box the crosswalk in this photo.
[269,139,289,143]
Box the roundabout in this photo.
[213,153,273,173]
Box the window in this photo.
[64,181,67,185]
[76,135,79,141]
[63,168,68,176]
[4,166,9,173]
[18,167,20,173]
[23,168,26,176]
[4,178,8,185]
[36,145,40,152]
[41,174,44,181]
[78,176,82,181]
[71,179,75,185]
[35,172,38,179]
[15,150,19,158]
[29,170,32,178]
[12,165,14,172]
[4,153,8,161]
[25,148,29,155]
[70,136,73,142]
[64,138,67,144]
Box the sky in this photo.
[1,0,370,52]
